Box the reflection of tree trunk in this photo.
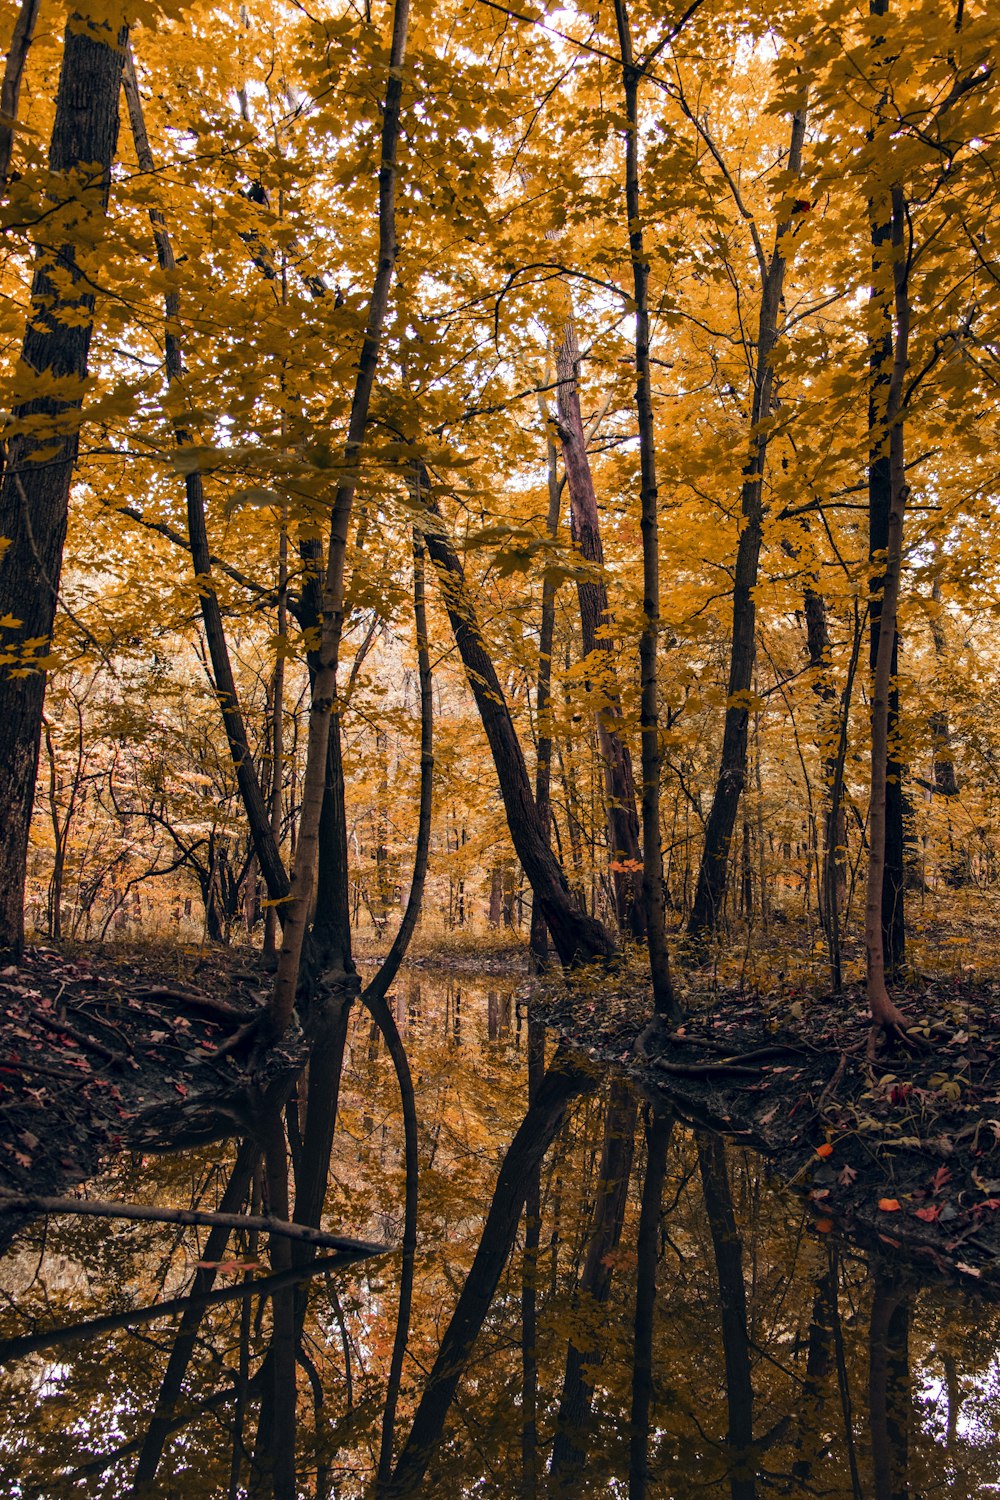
[415,470,617,967]
[629,1106,672,1500]
[868,1270,910,1500]
[386,1047,600,1498]
[129,1139,261,1492]
[555,321,644,940]
[252,1110,297,1500]
[791,1258,836,1485]
[521,1018,546,1498]
[696,1134,755,1500]
[550,1077,637,1489]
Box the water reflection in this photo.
[0,968,998,1496]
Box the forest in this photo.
[0,0,999,1494]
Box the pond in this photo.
[0,967,996,1497]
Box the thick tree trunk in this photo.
[556,321,645,939]
[0,12,127,958]
[687,110,807,955]
[613,0,681,1019]
[416,472,617,968]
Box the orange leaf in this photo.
[878,1198,901,1212]
[814,1217,834,1233]
[815,1143,834,1158]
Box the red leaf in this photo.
[914,1205,940,1222]
[931,1165,952,1196]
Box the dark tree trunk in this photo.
[687,111,807,955]
[416,474,617,968]
[868,0,906,979]
[0,0,40,185]
[0,12,127,958]
[123,49,291,921]
[804,586,849,936]
[529,417,562,966]
[613,0,681,1020]
[556,321,645,940]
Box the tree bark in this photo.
[629,1105,672,1500]
[555,321,645,939]
[687,110,807,955]
[0,11,128,958]
[529,409,562,967]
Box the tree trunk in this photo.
[416,473,617,968]
[0,0,40,185]
[529,409,562,966]
[124,48,291,923]
[629,1105,672,1500]
[613,0,681,1020]
[555,321,645,939]
[270,0,409,1035]
[865,181,911,1036]
[687,110,807,955]
[0,11,127,958]
[868,0,906,978]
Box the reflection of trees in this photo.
[6,991,1000,1498]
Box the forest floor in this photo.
[0,942,267,1224]
[536,934,1000,1295]
[6,927,1000,1294]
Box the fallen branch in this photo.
[0,1250,356,1365]
[133,987,255,1024]
[0,1192,389,1255]
[32,1009,129,1067]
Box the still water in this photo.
[0,969,996,1497]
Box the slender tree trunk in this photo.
[270,0,410,1035]
[613,0,681,1019]
[556,321,645,939]
[520,1018,546,1498]
[687,110,807,955]
[865,182,911,1037]
[415,470,617,968]
[0,0,40,185]
[123,49,290,915]
[869,0,906,977]
[363,529,434,1006]
[530,413,562,966]
[264,526,288,960]
[791,1260,837,1484]
[0,11,127,958]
